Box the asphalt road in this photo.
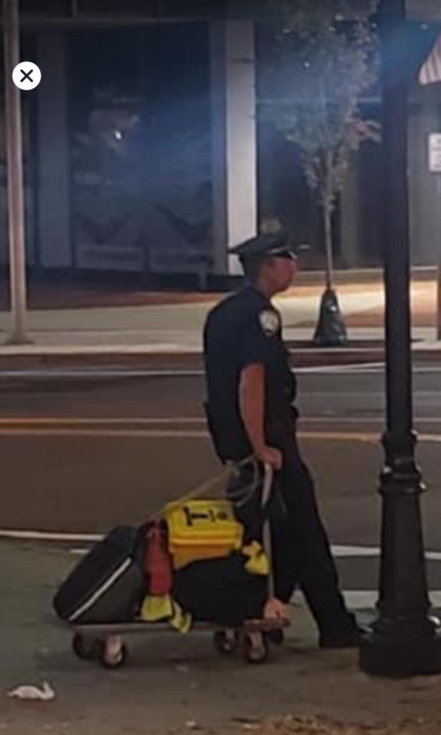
[1,362,441,596]
[0,368,441,536]
[2,362,441,734]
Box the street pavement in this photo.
[4,535,441,735]
[0,273,438,368]
[2,276,441,733]
[2,366,441,733]
[4,365,441,735]
[2,365,441,601]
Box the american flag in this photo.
[419,34,441,85]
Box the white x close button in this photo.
[12,62,41,91]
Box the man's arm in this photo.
[239,364,282,471]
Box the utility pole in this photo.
[3,0,29,344]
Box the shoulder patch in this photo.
[258,310,280,337]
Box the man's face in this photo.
[265,255,298,293]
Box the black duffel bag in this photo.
[173,553,267,627]
[53,526,146,625]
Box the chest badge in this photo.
[259,310,280,337]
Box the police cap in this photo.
[229,229,297,263]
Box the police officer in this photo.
[203,229,361,648]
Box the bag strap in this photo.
[148,454,254,522]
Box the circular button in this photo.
[12,62,41,91]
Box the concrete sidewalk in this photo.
[2,538,441,735]
[0,274,438,368]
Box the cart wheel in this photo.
[72,633,98,662]
[243,632,269,665]
[97,638,128,670]
[213,629,240,656]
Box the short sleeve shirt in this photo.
[203,286,297,461]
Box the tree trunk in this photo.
[323,204,334,291]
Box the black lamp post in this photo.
[359,0,441,677]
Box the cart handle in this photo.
[261,463,275,599]
[261,463,274,511]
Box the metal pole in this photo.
[437,176,441,341]
[3,0,29,344]
[359,0,441,677]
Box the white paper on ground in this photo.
[7,682,55,701]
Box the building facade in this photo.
[0,0,439,280]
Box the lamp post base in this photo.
[360,616,441,678]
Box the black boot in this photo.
[319,617,368,649]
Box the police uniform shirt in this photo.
[203,285,297,462]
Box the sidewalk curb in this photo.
[0,346,415,370]
[0,341,440,371]
[295,265,436,286]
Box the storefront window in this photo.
[69,23,212,274]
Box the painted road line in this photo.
[0,427,378,441]
[0,425,437,444]
[0,369,206,379]
[332,545,441,562]
[0,530,102,542]
[302,418,441,428]
[0,417,206,425]
[0,365,387,379]
[70,543,441,564]
[1,423,441,447]
[70,548,93,555]
[296,364,384,375]
[343,591,441,609]
[65,547,441,563]
[0,415,440,426]
[0,428,210,438]
[2,529,441,564]
[293,590,441,610]
[2,365,441,380]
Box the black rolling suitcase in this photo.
[53,526,146,625]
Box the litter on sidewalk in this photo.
[8,682,55,701]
